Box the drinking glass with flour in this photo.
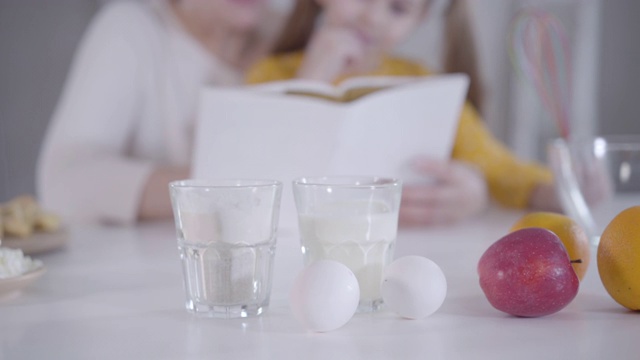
[169,179,282,318]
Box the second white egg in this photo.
[381,256,447,319]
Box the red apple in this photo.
[478,227,579,317]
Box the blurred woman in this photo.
[37,0,282,224]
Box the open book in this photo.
[250,76,431,102]
[192,74,469,227]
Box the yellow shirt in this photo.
[246,52,553,208]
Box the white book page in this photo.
[192,74,469,228]
[329,74,469,179]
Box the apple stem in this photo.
[571,259,583,264]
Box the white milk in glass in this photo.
[298,201,398,310]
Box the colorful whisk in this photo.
[508,7,573,139]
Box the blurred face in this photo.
[179,0,269,32]
[319,0,430,56]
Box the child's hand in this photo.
[297,25,365,82]
[399,158,489,226]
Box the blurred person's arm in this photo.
[37,3,165,225]
[452,103,559,210]
[246,52,303,84]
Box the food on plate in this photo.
[510,211,590,280]
[0,241,43,279]
[597,206,640,311]
[1,195,61,238]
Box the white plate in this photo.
[2,228,69,255]
[0,266,46,300]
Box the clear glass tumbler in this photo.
[169,179,282,318]
[292,176,402,312]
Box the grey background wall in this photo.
[598,0,640,135]
[0,0,99,201]
[0,0,638,202]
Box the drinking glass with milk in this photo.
[292,177,402,312]
[169,179,282,318]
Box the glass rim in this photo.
[594,135,640,151]
[551,135,640,150]
[292,176,401,189]
[169,178,282,189]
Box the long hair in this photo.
[272,0,485,113]
[443,0,484,113]
[272,0,321,54]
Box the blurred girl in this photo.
[247,0,559,226]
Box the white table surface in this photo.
[1,207,638,360]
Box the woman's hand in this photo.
[297,25,364,82]
[138,165,190,221]
[400,157,489,226]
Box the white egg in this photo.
[290,260,360,332]
[381,256,447,319]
